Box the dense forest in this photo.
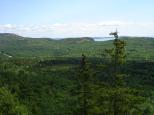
[0,33,154,60]
[0,33,154,115]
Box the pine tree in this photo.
[103,31,145,115]
[77,54,94,115]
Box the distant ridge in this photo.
[60,37,94,43]
[0,33,153,60]
[0,33,153,41]
[0,33,22,37]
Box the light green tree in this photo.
[0,87,28,115]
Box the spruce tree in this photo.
[103,31,145,115]
[77,54,94,115]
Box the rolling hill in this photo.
[0,33,154,60]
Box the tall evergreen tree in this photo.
[76,54,94,115]
[102,31,145,115]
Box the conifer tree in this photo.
[103,31,145,115]
[77,54,94,115]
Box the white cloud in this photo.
[97,21,124,26]
[0,21,154,37]
[0,24,16,30]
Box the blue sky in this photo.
[0,0,154,38]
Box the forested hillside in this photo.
[1,0,154,114]
[0,33,154,114]
[0,33,154,60]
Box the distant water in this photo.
[94,37,114,41]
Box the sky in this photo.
[0,0,154,38]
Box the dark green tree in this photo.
[102,31,145,115]
[76,54,94,115]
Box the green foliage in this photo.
[0,33,154,60]
[102,37,145,114]
[0,34,153,114]
[75,55,95,115]
[0,87,28,115]
[0,57,153,114]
